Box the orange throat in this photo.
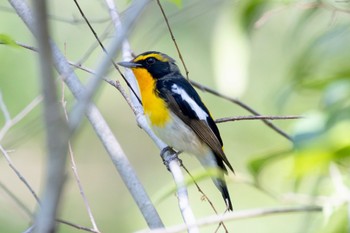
[132,68,170,126]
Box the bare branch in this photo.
[0,181,33,218]
[156,0,189,79]
[182,166,228,233]
[152,1,294,141]
[0,93,42,141]
[105,0,196,228]
[32,0,70,232]
[76,23,113,65]
[0,145,102,233]
[0,144,40,203]
[160,148,199,233]
[23,225,35,233]
[136,205,322,233]
[0,91,11,122]
[115,28,197,231]
[55,219,100,233]
[215,115,303,123]
[171,161,198,233]
[69,0,145,130]
[10,41,306,231]
[61,82,100,233]
[190,80,293,141]
[9,0,164,229]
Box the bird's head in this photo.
[118,51,180,79]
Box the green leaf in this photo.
[167,0,182,8]
[290,25,350,90]
[0,34,19,48]
[237,0,270,33]
[248,150,291,179]
[321,205,349,233]
[292,120,350,177]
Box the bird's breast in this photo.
[132,68,170,126]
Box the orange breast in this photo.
[132,68,170,126]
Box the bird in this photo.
[118,51,234,210]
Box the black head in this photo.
[118,51,180,79]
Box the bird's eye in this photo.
[145,57,156,65]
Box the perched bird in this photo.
[118,51,234,210]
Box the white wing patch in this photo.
[171,84,208,120]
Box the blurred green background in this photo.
[1,0,349,232]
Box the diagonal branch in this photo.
[68,0,148,133]
[105,0,197,230]
[32,1,70,232]
[136,205,322,233]
[215,115,303,123]
[0,144,102,232]
[0,181,33,218]
[8,0,164,229]
[153,2,293,142]
[191,80,293,141]
[0,144,40,204]
[0,93,42,141]
[60,82,100,233]
[156,0,189,79]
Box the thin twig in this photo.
[60,80,100,232]
[215,115,303,123]
[156,0,189,79]
[0,91,11,121]
[56,219,100,233]
[0,92,42,141]
[104,0,141,107]
[182,166,228,233]
[68,0,150,136]
[0,181,33,218]
[151,1,294,141]
[110,3,197,227]
[9,0,164,228]
[0,144,41,203]
[23,219,100,233]
[76,22,114,65]
[0,6,110,24]
[106,0,196,226]
[136,205,323,233]
[6,40,296,143]
[71,0,142,104]
[0,91,104,233]
[107,79,138,116]
[22,225,35,233]
[190,80,293,141]
[50,15,110,25]
[63,61,138,116]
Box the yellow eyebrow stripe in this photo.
[133,53,169,62]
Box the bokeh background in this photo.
[1,0,349,232]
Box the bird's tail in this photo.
[212,176,233,211]
[198,152,233,211]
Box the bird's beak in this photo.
[117,61,142,68]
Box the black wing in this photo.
[156,75,233,172]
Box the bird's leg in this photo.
[160,146,182,171]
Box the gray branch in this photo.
[31,0,69,232]
[9,0,163,229]
[68,0,150,134]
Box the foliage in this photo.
[0,34,19,48]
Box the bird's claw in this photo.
[160,146,182,171]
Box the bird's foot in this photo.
[160,146,182,171]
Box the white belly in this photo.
[150,112,211,157]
